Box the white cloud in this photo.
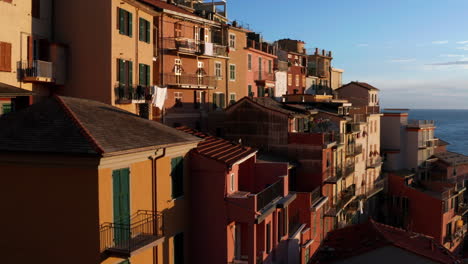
[456,40,468,44]
[388,58,416,63]
[440,54,465,58]
[456,46,468,51]
[356,43,369,47]
[432,40,449,44]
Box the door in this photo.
[113,168,131,246]
[234,224,241,260]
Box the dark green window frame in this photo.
[139,18,150,43]
[2,103,12,115]
[171,157,184,199]
[138,63,150,86]
[118,8,133,37]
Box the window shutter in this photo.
[139,18,144,41]
[213,93,218,109]
[219,93,225,108]
[5,42,11,71]
[146,65,150,86]
[128,61,133,85]
[118,59,125,84]
[128,12,133,37]
[119,8,125,34]
[146,20,151,43]
[120,168,130,224]
[139,63,144,85]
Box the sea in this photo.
[408,109,468,156]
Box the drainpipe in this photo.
[148,148,166,264]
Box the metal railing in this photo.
[366,179,385,198]
[161,37,201,54]
[336,185,356,209]
[100,210,163,255]
[346,144,363,156]
[408,119,435,128]
[114,84,153,102]
[367,157,382,168]
[254,71,275,81]
[311,186,322,204]
[18,60,53,80]
[213,44,228,57]
[256,179,283,211]
[163,74,217,87]
[345,164,355,177]
[445,224,467,243]
[346,123,360,133]
[456,203,468,215]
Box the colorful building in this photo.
[276,39,307,95]
[177,127,296,264]
[0,96,201,264]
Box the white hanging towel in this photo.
[359,200,364,214]
[204,42,214,56]
[152,86,167,109]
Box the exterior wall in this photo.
[333,246,439,264]
[0,0,52,99]
[365,114,382,188]
[331,68,344,90]
[381,113,408,171]
[274,71,287,99]
[228,27,247,103]
[287,62,306,94]
[337,84,369,106]
[305,76,319,95]
[246,48,277,97]
[0,156,100,264]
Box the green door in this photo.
[113,168,131,247]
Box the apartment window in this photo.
[171,157,184,198]
[117,59,133,86]
[174,23,182,38]
[229,33,236,49]
[138,64,150,86]
[139,18,150,43]
[229,93,236,105]
[1,103,12,115]
[302,77,306,88]
[229,64,236,81]
[213,93,225,109]
[0,42,12,72]
[173,233,184,264]
[32,0,40,18]
[266,223,271,254]
[295,75,300,87]
[215,62,222,80]
[194,26,200,42]
[268,60,272,73]
[258,57,263,73]
[230,173,235,192]
[248,85,253,97]
[197,61,204,76]
[257,86,265,97]
[288,74,292,86]
[118,8,133,37]
[248,54,252,70]
[194,91,205,109]
[174,92,183,108]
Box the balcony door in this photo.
[113,168,131,245]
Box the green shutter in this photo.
[139,18,144,41]
[113,168,131,245]
[171,157,184,198]
[139,63,144,85]
[213,93,218,109]
[119,8,125,34]
[219,93,225,109]
[146,20,151,43]
[128,61,133,85]
[118,59,125,84]
[146,65,150,86]
[128,12,133,37]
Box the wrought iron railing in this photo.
[100,210,163,255]
[456,203,468,215]
[114,84,153,102]
[366,179,385,197]
[161,37,201,54]
[336,185,356,209]
[367,157,382,168]
[18,60,53,80]
[256,179,283,211]
[213,44,228,57]
[344,164,355,177]
[163,74,217,87]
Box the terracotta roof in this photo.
[138,0,197,17]
[313,220,461,264]
[0,96,200,156]
[432,151,468,166]
[248,97,309,116]
[336,81,380,91]
[177,126,257,167]
[0,82,34,97]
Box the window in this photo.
[230,173,235,192]
[174,22,182,37]
[295,75,299,87]
[117,59,133,86]
[138,63,150,86]
[0,42,12,72]
[266,223,271,254]
[268,60,272,73]
[248,85,253,97]
[118,8,133,37]
[257,86,265,97]
[139,18,150,43]
[229,93,236,105]
[215,62,222,80]
[174,92,183,108]
[194,26,200,42]
[32,0,40,18]
[288,74,292,86]
[302,77,306,88]
[229,33,236,49]
[248,54,252,70]
[258,57,263,73]
[171,157,184,198]
[174,233,184,264]
[278,211,282,242]
[1,103,12,115]
[213,93,225,109]
[195,91,205,109]
[229,64,236,81]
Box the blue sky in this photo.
[228,0,468,109]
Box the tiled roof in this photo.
[336,81,380,91]
[0,82,34,97]
[314,220,461,264]
[0,96,200,156]
[138,0,197,17]
[249,97,308,116]
[433,151,468,166]
[177,126,257,167]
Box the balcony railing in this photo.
[311,186,322,204]
[162,37,201,54]
[114,84,153,103]
[346,144,363,156]
[100,210,163,258]
[346,123,360,133]
[254,71,275,81]
[163,74,217,88]
[18,60,54,82]
[256,179,283,212]
[344,164,355,177]
[367,157,382,168]
[336,185,356,210]
[445,224,467,244]
[407,119,435,128]
[213,43,228,57]
[456,203,468,215]
[366,179,385,198]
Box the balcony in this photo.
[344,164,355,178]
[18,60,54,83]
[346,144,363,157]
[407,119,435,129]
[336,185,356,210]
[456,203,468,215]
[114,84,153,104]
[256,179,284,212]
[212,43,228,57]
[162,74,217,88]
[254,71,275,82]
[346,123,360,133]
[367,157,382,168]
[444,224,467,244]
[162,37,201,54]
[100,210,163,259]
[365,179,385,198]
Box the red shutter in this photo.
[5,42,11,71]
[27,36,33,63]
[0,42,4,71]
[4,0,13,3]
